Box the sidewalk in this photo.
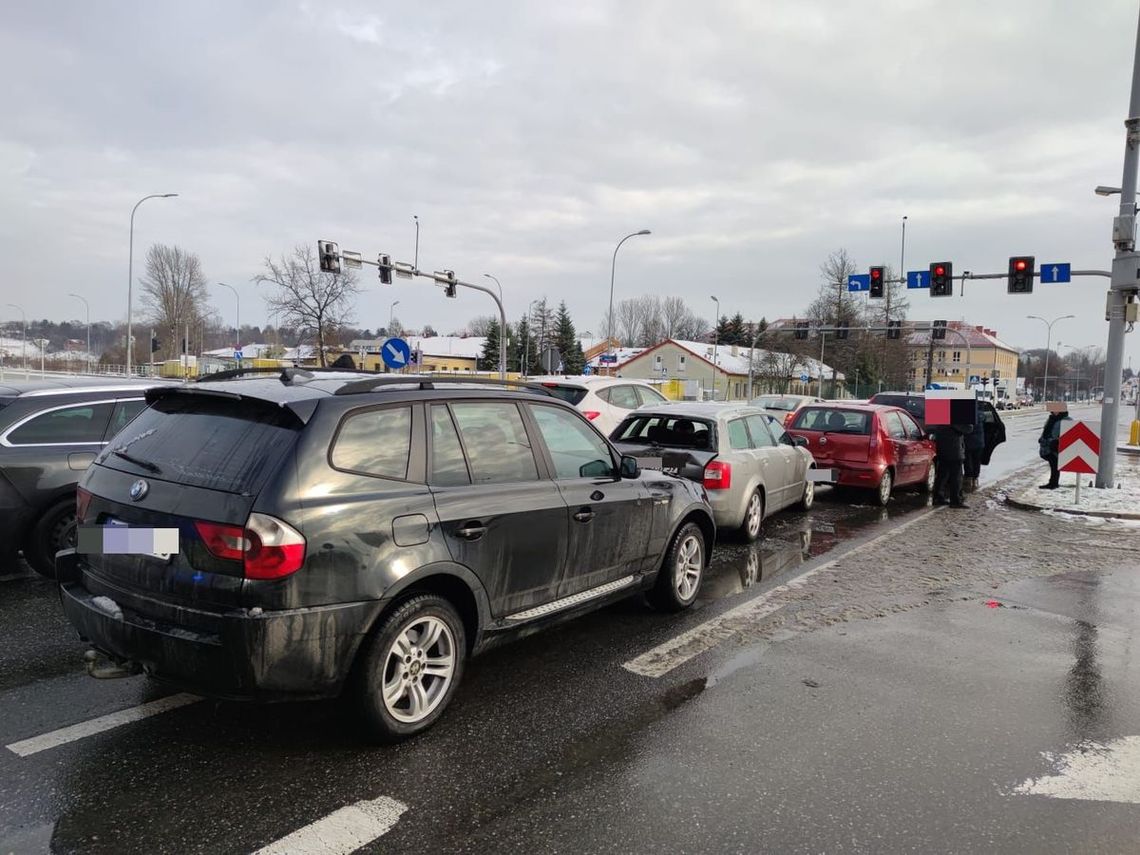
[1006,446,1140,520]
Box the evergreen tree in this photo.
[477,318,502,372]
[512,315,539,374]
[726,312,747,346]
[552,301,585,374]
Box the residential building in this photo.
[905,323,1019,393]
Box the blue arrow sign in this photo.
[906,270,931,290]
[800,373,810,383]
[234,350,243,361]
[1040,262,1071,284]
[847,274,870,292]
[381,337,411,369]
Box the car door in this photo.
[744,414,792,510]
[428,401,571,618]
[754,413,805,508]
[525,402,655,597]
[898,410,933,478]
[881,410,916,484]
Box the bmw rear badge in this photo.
[129,479,149,501]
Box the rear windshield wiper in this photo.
[110,449,162,474]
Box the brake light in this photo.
[869,422,880,454]
[76,487,93,524]
[194,514,306,579]
[703,460,732,490]
[783,412,794,427]
[583,411,601,420]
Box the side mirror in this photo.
[792,435,808,448]
[620,455,640,478]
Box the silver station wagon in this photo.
[611,403,816,541]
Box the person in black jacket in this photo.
[932,422,973,508]
[1038,408,1068,489]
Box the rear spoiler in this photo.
[144,386,315,425]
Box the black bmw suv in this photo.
[58,371,714,740]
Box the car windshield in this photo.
[539,384,588,406]
[613,414,716,450]
[792,407,871,435]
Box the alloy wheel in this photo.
[381,616,456,724]
[745,492,763,538]
[674,534,704,600]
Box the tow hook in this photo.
[84,649,141,680]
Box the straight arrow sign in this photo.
[1040,263,1071,284]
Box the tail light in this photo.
[194,513,306,580]
[703,460,732,490]
[783,412,795,427]
[76,487,93,524]
[868,424,880,454]
[583,411,601,421]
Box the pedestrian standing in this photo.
[1038,406,1069,490]
[962,404,985,493]
[932,421,972,508]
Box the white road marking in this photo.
[5,692,201,757]
[1014,737,1140,804]
[623,506,941,678]
[253,795,408,855]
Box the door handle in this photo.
[455,523,487,540]
[573,509,595,523]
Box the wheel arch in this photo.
[365,562,492,655]
[674,505,716,565]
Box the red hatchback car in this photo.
[785,403,935,506]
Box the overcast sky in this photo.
[3,0,1140,366]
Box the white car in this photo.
[528,376,669,435]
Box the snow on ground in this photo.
[1010,452,1140,517]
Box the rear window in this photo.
[872,394,925,420]
[98,394,301,494]
[540,384,588,406]
[613,414,715,450]
[752,396,798,412]
[791,407,871,435]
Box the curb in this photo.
[1004,492,1140,520]
[1118,445,1140,457]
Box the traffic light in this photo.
[794,321,809,341]
[869,266,885,299]
[836,322,849,340]
[151,336,160,353]
[378,253,392,285]
[930,262,953,297]
[932,319,948,340]
[887,320,901,340]
[444,282,457,298]
[317,240,341,274]
[1007,256,1035,294]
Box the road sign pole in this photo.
[1097,6,1140,488]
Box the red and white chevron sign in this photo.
[1059,420,1100,475]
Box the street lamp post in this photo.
[69,293,91,373]
[126,193,178,376]
[710,295,720,400]
[6,303,26,375]
[217,282,240,357]
[606,230,651,357]
[483,274,506,375]
[1027,314,1074,402]
[388,300,400,333]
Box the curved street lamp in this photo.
[606,230,651,357]
[710,295,720,400]
[69,293,91,373]
[126,193,178,375]
[1027,314,1075,401]
[217,282,239,355]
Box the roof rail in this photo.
[199,366,377,383]
[334,375,555,397]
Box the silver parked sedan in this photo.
[610,403,816,541]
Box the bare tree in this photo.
[465,315,496,337]
[139,243,211,361]
[255,245,359,367]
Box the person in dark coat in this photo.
[932,422,973,508]
[1038,407,1069,489]
[962,404,986,493]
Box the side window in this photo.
[899,411,924,439]
[635,385,667,406]
[607,385,641,409]
[745,415,776,448]
[450,402,538,484]
[762,414,790,445]
[727,419,751,450]
[530,405,615,479]
[331,406,413,480]
[429,405,470,486]
[105,399,147,440]
[883,412,908,439]
[6,402,114,445]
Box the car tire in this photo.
[649,522,706,612]
[873,470,893,507]
[26,499,77,578]
[739,490,765,542]
[354,593,466,743]
[799,472,815,510]
[919,462,935,494]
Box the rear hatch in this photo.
[788,407,871,464]
[610,413,718,481]
[78,390,303,612]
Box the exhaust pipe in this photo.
[84,649,141,679]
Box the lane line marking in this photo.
[5,692,201,757]
[253,795,408,855]
[623,506,941,678]
[1014,737,1140,804]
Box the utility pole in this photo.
[1097,6,1140,487]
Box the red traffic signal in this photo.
[870,268,881,279]
[1008,256,1035,293]
[929,262,953,297]
[934,265,945,276]
[869,265,885,298]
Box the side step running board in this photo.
[503,575,640,623]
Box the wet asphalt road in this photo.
[3,405,1136,853]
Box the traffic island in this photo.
[1006,453,1140,519]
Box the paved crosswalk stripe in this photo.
[253,796,408,855]
[5,693,201,757]
[623,506,940,678]
[1014,737,1140,803]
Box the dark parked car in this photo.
[59,372,714,741]
[0,377,161,575]
[867,391,1006,464]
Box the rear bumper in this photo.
[59,562,378,701]
[820,460,886,488]
[0,481,33,565]
[705,490,744,529]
